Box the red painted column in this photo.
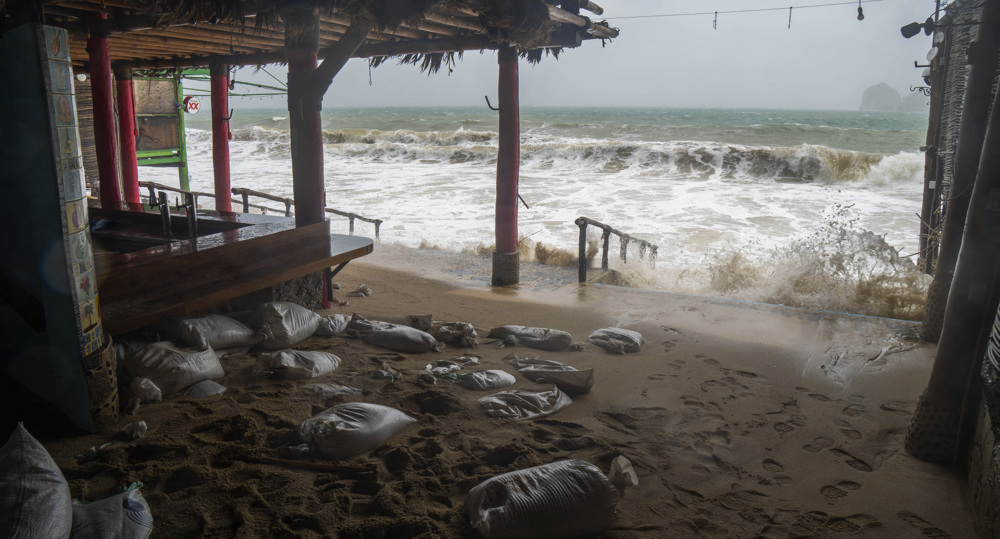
[87,13,122,210]
[210,62,232,212]
[114,66,140,210]
[284,7,325,227]
[492,45,520,286]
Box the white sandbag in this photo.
[465,460,620,539]
[363,326,439,353]
[346,313,394,333]
[507,357,594,394]
[314,314,350,336]
[178,314,260,350]
[129,378,162,404]
[123,342,224,396]
[456,370,517,391]
[517,366,594,395]
[298,403,415,460]
[436,322,479,348]
[488,325,572,351]
[182,380,227,398]
[71,484,153,539]
[258,350,341,379]
[0,424,73,539]
[587,327,644,354]
[301,383,363,397]
[478,387,571,420]
[257,302,323,350]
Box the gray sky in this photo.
[238,0,937,110]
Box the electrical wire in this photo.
[604,0,886,20]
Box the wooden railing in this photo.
[137,182,381,238]
[575,216,658,283]
[231,187,382,239]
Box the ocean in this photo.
[144,106,930,320]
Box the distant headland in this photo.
[860,82,929,112]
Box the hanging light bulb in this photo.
[857,0,864,21]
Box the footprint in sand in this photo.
[842,404,866,417]
[668,359,686,369]
[700,357,720,366]
[821,513,880,534]
[662,341,676,352]
[762,458,792,486]
[834,419,862,440]
[828,448,873,472]
[820,481,861,502]
[897,511,951,538]
[802,436,834,453]
[647,373,669,381]
[735,370,758,378]
[807,393,833,402]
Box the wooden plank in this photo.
[95,216,372,335]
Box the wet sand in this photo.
[40,245,975,538]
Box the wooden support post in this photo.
[918,41,947,273]
[906,61,1000,464]
[284,6,325,228]
[114,66,140,210]
[922,7,1000,343]
[492,45,520,287]
[210,61,232,212]
[88,13,123,210]
[602,231,610,270]
[577,219,588,283]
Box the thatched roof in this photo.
[1,0,618,71]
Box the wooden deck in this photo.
[92,208,372,335]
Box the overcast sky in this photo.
[233,0,938,110]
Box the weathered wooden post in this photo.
[922,3,1000,342]
[284,6,325,227]
[907,25,1000,464]
[113,65,140,210]
[493,45,520,287]
[577,217,588,283]
[211,61,232,212]
[87,13,122,210]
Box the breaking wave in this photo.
[190,125,922,186]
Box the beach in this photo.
[39,246,976,538]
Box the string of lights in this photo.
[603,0,885,20]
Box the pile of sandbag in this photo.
[121,342,224,397]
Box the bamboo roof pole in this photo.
[922,2,1000,343]
[906,40,1000,464]
[547,6,618,39]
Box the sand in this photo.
[38,245,976,538]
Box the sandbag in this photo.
[314,314,350,336]
[488,326,572,351]
[587,327,644,354]
[0,424,73,539]
[258,350,341,379]
[298,403,415,460]
[257,302,323,350]
[178,314,260,350]
[182,380,227,398]
[123,342,224,396]
[465,460,620,539]
[436,322,479,348]
[507,357,594,394]
[71,484,153,539]
[456,370,517,391]
[346,314,395,333]
[478,387,571,420]
[363,326,439,353]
